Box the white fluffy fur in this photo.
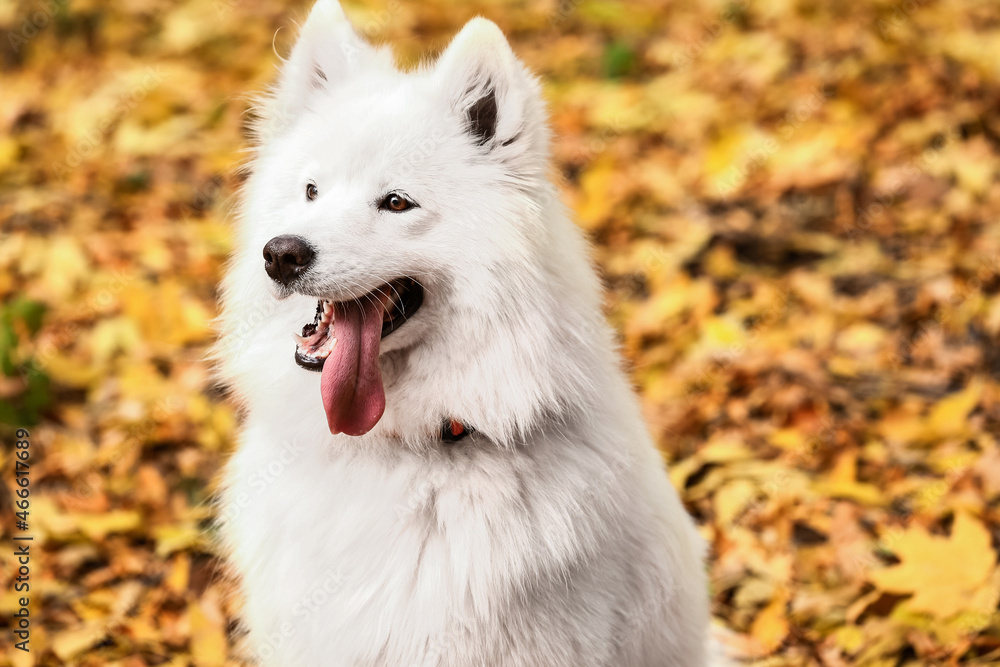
[215,2,713,664]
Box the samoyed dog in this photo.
[215,1,715,664]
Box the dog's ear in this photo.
[258,0,374,139]
[435,18,539,151]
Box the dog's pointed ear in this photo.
[435,18,539,151]
[258,0,374,139]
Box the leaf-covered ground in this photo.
[2,0,1000,664]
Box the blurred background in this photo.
[2,0,1000,664]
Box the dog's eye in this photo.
[306,183,318,201]
[378,193,416,212]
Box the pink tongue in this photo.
[320,299,386,435]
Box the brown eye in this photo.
[306,183,318,201]
[379,193,416,212]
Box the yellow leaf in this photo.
[76,510,143,540]
[576,158,618,229]
[715,479,758,526]
[869,513,995,618]
[697,316,745,352]
[814,449,886,505]
[750,591,789,654]
[89,316,142,364]
[10,640,32,667]
[585,83,649,130]
[812,479,884,505]
[704,124,770,191]
[699,437,754,464]
[836,322,885,355]
[40,237,90,299]
[829,450,857,485]
[833,625,865,654]
[51,623,106,661]
[768,428,804,450]
[155,523,204,558]
[827,355,859,378]
[927,378,983,439]
[669,456,701,490]
[934,566,1000,644]
[33,495,79,541]
[166,553,191,594]
[189,595,228,667]
[878,410,926,445]
[0,137,18,171]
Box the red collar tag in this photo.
[441,419,472,443]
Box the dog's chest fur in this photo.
[224,417,708,666]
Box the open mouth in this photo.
[294,277,424,372]
[292,277,423,436]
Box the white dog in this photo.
[215,1,715,664]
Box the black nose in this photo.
[263,235,315,286]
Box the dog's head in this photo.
[217,0,608,446]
